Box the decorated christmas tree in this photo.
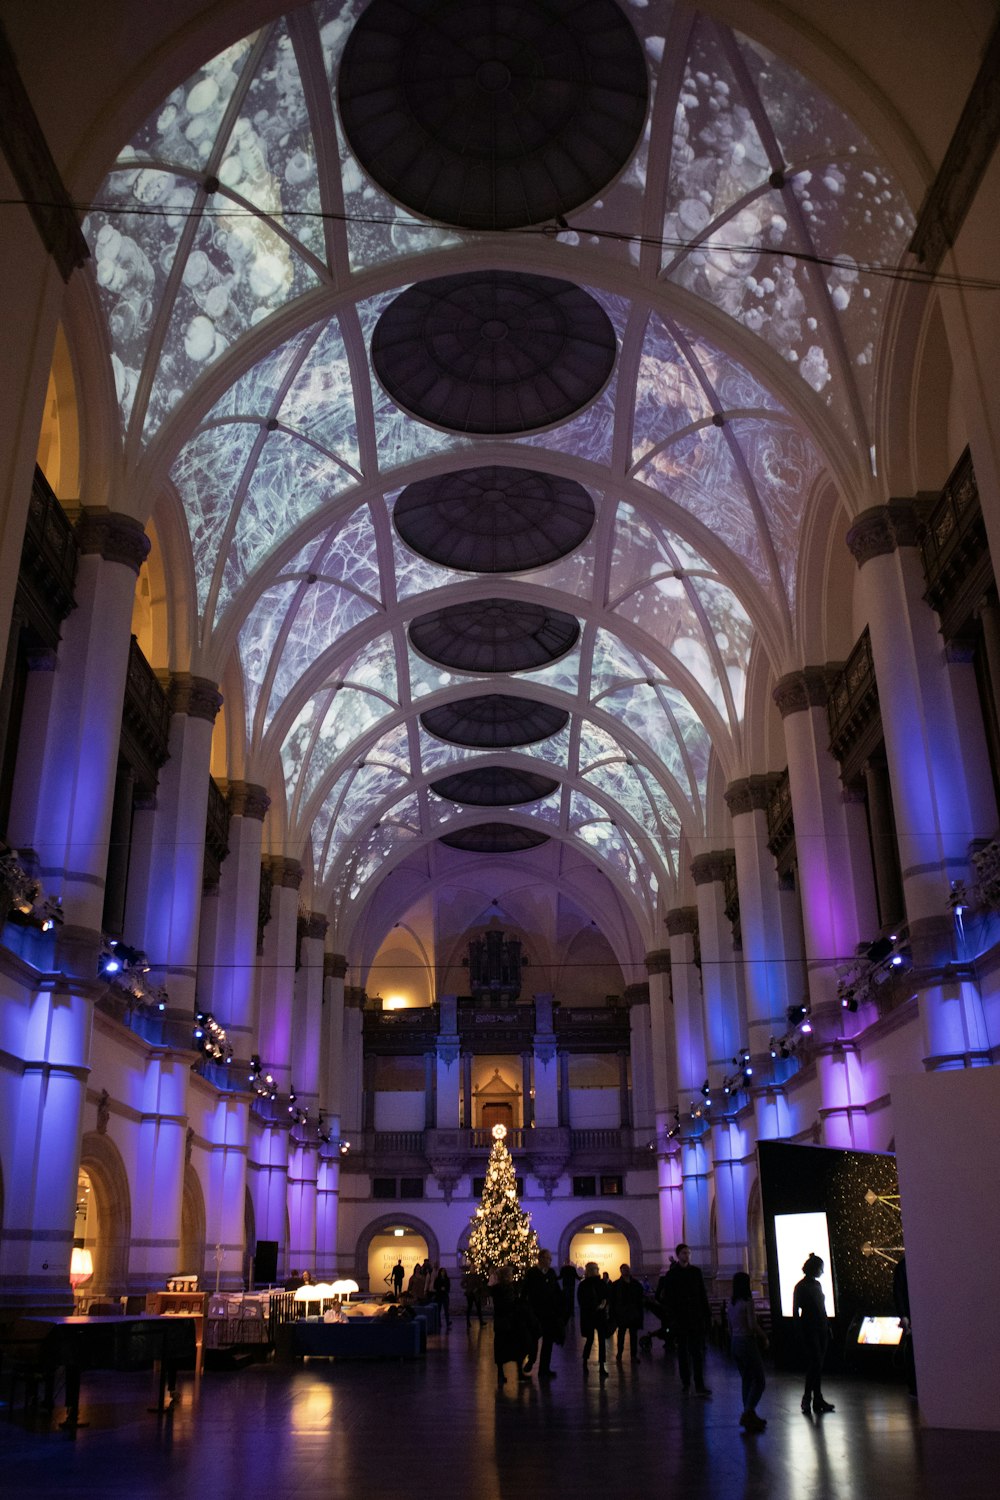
[466,1123,539,1277]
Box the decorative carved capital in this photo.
[227,781,270,821]
[690,849,735,886]
[534,1037,557,1065]
[846,502,921,568]
[772,666,837,718]
[645,949,671,977]
[665,905,698,937]
[303,911,328,942]
[74,509,150,574]
[623,981,650,1008]
[724,773,780,818]
[167,673,223,722]
[437,1040,460,1067]
[325,953,348,980]
[271,856,303,890]
[344,985,367,1009]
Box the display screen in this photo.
[773,1211,836,1318]
[856,1316,903,1347]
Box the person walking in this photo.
[491,1266,527,1386]
[462,1264,486,1326]
[578,1262,610,1379]
[522,1248,565,1378]
[729,1272,766,1431]
[560,1259,581,1324]
[390,1258,405,1298]
[612,1263,645,1364]
[663,1242,712,1395]
[793,1253,834,1414]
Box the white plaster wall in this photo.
[373,1090,425,1131]
[892,1066,1000,1432]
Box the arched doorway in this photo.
[354,1214,440,1292]
[179,1162,206,1282]
[561,1213,642,1277]
[78,1132,131,1303]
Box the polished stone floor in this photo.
[3,1321,999,1500]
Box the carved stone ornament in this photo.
[437,1040,461,1067]
[305,911,329,942]
[533,1037,557,1065]
[724,773,780,818]
[665,906,698,937]
[168,673,224,722]
[623,981,650,1007]
[227,781,270,821]
[846,502,921,568]
[645,949,671,977]
[690,849,735,886]
[185,1125,195,1164]
[325,953,348,980]
[96,1088,111,1135]
[272,856,303,890]
[772,666,836,718]
[74,509,151,574]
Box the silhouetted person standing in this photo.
[522,1248,564,1378]
[663,1242,712,1395]
[793,1252,834,1414]
[390,1259,404,1298]
[578,1262,610,1379]
[612,1263,645,1363]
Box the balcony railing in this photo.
[827,628,881,780]
[920,448,989,636]
[373,1130,426,1154]
[121,636,172,788]
[570,1128,623,1151]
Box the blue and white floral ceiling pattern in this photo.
[82,0,914,933]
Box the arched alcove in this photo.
[353,1213,440,1291]
[78,1130,131,1299]
[179,1161,207,1281]
[557,1211,642,1275]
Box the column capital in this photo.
[166,673,223,722]
[690,849,735,886]
[724,773,781,818]
[665,905,699,937]
[623,981,650,1007]
[270,856,303,890]
[302,911,328,942]
[645,949,671,977]
[772,666,837,718]
[226,781,270,820]
[344,985,367,1009]
[845,501,922,567]
[74,508,150,574]
[324,952,348,979]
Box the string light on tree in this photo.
[466,1123,538,1277]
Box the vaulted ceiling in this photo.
[80,0,915,952]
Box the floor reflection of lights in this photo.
[290,1378,336,1433]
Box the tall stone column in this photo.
[532,993,559,1127]
[691,851,746,1076]
[126,674,223,1016]
[774,669,880,1144]
[666,907,709,1260]
[257,856,302,1093]
[248,1116,290,1278]
[286,1132,319,1280]
[342,988,365,1139]
[204,782,269,1058]
[19,511,148,952]
[848,505,993,1068]
[435,995,460,1129]
[558,1049,570,1127]
[645,951,674,1129]
[292,912,327,1117]
[129,1049,192,1291]
[461,1052,474,1128]
[628,984,653,1134]
[724,776,805,1141]
[774,669,876,1017]
[202,1092,250,1291]
[321,953,347,1131]
[0,975,93,1312]
[315,1146,341,1279]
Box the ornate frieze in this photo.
[74,509,150,574]
[167,673,223,722]
[724,773,781,818]
[772,666,837,718]
[846,502,921,568]
[665,906,698,937]
[690,849,735,886]
[227,781,270,821]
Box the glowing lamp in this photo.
[69,1246,94,1288]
